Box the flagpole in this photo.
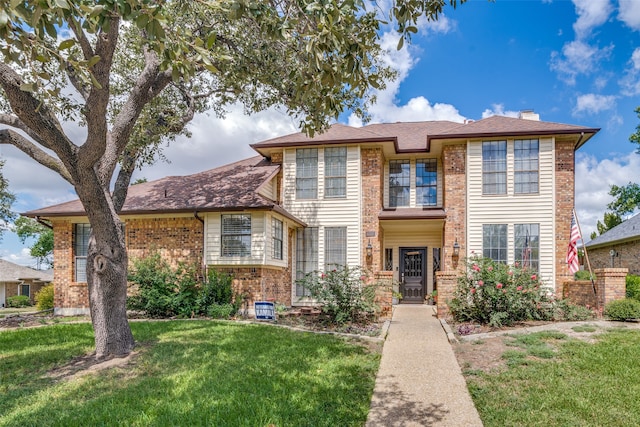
[573,208,597,301]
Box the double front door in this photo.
[400,248,426,303]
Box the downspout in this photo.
[194,211,206,280]
[35,216,53,229]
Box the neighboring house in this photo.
[25,112,599,315]
[0,259,53,307]
[584,213,640,275]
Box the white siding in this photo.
[205,211,265,266]
[283,145,361,268]
[466,137,555,285]
[257,176,276,201]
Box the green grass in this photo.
[468,330,640,426]
[0,321,380,426]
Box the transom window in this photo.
[296,148,318,199]
[73,223,91,282]
[482,141,507,195]
[272,218,283,260]
[324,147,347,198]
[482,224,507,263]
[296,227,318,297]
[416,159,437,206]
[389,160,410,207]
[324,227,347,270]
[515,224,540,271]
[514,139,539,194]
[221,214,251,257]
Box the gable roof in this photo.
[24,156,305,225]
[585,213,640,249]
[251,115,599,155]
[0,259,53,283]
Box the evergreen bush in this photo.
[7,295,31,308]
[35,284,54,310]
[604,298,640,321]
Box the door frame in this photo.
[399,247,427,303]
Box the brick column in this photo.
[554,141,575,293]
[595,268,628,308]
[375,271,394,319]
[442,145,466,272]
[361,148,385,272]
[436,271,458,318]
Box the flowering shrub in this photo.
[449,256,556,327]
[296,265,379,324]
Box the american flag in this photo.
[566,210,581,274]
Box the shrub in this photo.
[35,284,54,310]
[626,275,640,302]
[296,265,379,324]
[574,270,594,281]
[449,256,555,327]
[7,295,31,308]
[207,303,236,319]
[553,299,594,321]
[127,252,177,317]
[604,298,640,321]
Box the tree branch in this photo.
[0,113,54,150]
[66,15,95,60]
[0,129,73,184]
[112,151,137,212]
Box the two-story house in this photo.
[25,113,598,315]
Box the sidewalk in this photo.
[366,304,483,427]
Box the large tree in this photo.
[0,0,464,358]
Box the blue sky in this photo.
[1,0,640,266]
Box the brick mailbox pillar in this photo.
[436,271,458,318]
[595,268,628,309]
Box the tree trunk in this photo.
[87,226,135,359]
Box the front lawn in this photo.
[463,328,640,426]
[0,321,380,426]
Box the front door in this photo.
[400,248,426,303]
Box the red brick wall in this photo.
[51,220,88,313]
[586,240,640,275]
[361,148,385,272]
[555,140,575,292]
[442,144,466,272]
[214,266,292,309]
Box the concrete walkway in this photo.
[366,305,483,427]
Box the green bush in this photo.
[207,303,236,319]
[127,252,177,317]
[35,284,54,310]
[553,299,594,321]
[296,265,379,324]
[604,298,640,321]
[626,275,640,302]
[574,270,594,281]
[7,295,31,308]
[449,256,556,327]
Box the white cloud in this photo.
[620,47,640,95]
[572,0,613,39]
[573,93,617,115]
[550,40,614,85]
[618,0,640,30]
[0,245,37,268]
[347,31,465,126]
[575,151,640,239]
[481,104,520,119]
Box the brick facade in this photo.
[554,140,575,292]
[563,268,628,311]
[586,239,640,275]
[2,280,45,305]
[361,148,385,272]
[442,144,466,272]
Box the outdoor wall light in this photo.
[366,240,373,258]
[452,239,460,257]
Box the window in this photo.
[482,224,507,263]
[20,284,30,298]
[514,139,539,194]
[384,248,393,271]
[324,147,347,198]
[74,223,91,282]
[296,227,318,297]
[416,159,437,206]
[389,160,410,207]
[296,148,318,199]
[482,141,507,194]
[272,218,283,260]
[515,224,540,271]
[324,227,347,270]
[221,214,251,257]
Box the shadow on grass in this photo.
[367,375,449,426]
[1,320,379,426]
